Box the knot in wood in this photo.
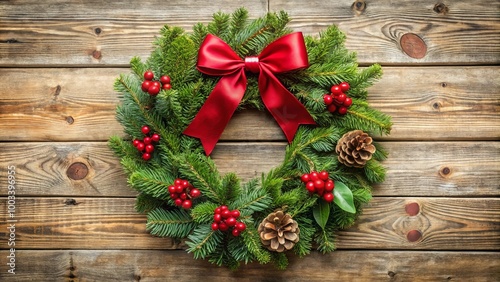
[433,3,449,14]
[67,162,89,180]
[405,202,420,216]
[400,33,427,59]
[351,0,366,15]
[406,229,422,242]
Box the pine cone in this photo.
[258,211,299,252]
[336,130,376,168]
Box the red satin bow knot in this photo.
[184,32,316,155]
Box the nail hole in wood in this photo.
[92,50,102,59]
[433,3,449,14]
[400,33,427,59]
[94,27,102,35]
[432,102,440,110]
[441,82,447,87]
[64,199,79,206]
[406,230,422,242]
[67,162,88,180]
[66,116,74,124]
[388,271,396,278]
[405,202,420,216]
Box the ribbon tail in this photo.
[183,70,247,155]
[259,67,316,142]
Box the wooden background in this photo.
[1,0,499,281]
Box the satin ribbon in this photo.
[183,32,316,155]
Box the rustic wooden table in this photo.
[1,0,499,281]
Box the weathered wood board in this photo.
[0,0,499,281]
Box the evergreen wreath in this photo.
[109,8,392,270]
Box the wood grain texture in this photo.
[0,141,498,197]
[270,0,500,64]
[0,197,498,250]
[1,1,499,65]
[0,67,498,142]
[0,250,498,281]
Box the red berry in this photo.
[319,171,329,181]
[143,70,154,81]
[145,144,154,153]
[211,222,219,231]
[219,222,229,232]
[330,85,342,95]
[141,126,150,135]
[168,185,176,194]
[314,179,325,189]
[141,80,151,92]
[343,97,352,107]
[174,198,183,206]
[220,205,228,211]
[301,173,310,183]
[338,106,348,115]
[182,200,192,209]
[132,139,140,147]
[189,188,201,198]
[214,214,222,222]
[226,217,236,227]
[340,82,350,92]
[325,180,335,192]
[136,142,145,151]
[181,180,190,188]
[148,85,160,96]
[162,83,172,90]
[323,94,333,106]
[310,172,319,181]
[232,228,241,237]
[327,104,337,113]
[160,75,171,84]
[221,210,231,219]
[231,210,240,218]
[174,179,182,185]
[235,222,246,232]
[214,207,221,214]
[180,193,187,200]
[170,193,178,199]
[143,137,152,145]
[142,153,151,161]
[323,193,334,203]
[175,185,184,194]
[306,181,316,193]
[151,133,160,142]
[335,93,346,104]
[152,81,161,88]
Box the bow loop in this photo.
[184,32,316,155]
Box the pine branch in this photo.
[146,208,196,238]
[191,201,218,224]
[135,193,164,213]
[186,224,224,259]
[241,225,271,264]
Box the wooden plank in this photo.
[0,250,498,281]
[0,197,498,250]
[0,141,498,197]
[0,67,498,142]
[1,1,499,65]
[270,0,500,65]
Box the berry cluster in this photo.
[323,82,352,115]
[211,206,246,237]
[168,178,201,209]
[141,70,172,96]
[132,125,160,161]
[301,171,335,202]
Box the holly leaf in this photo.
[333,182,356,214]
[313,200,330,229]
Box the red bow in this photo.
[183,32,316,155]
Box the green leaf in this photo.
[333,182,356,213]
[313,200,330,229]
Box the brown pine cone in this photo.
[336,130,376,168]
[258,210,300,252]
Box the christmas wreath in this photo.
[109,8,391,270]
